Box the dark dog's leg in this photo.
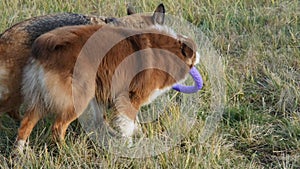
[51,109,78,143]
[15,107,41,152]
[7,110,23,121]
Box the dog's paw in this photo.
[11,140,26,157]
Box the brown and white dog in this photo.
[0,4,165,124]
[15,22,199,151]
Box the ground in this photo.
[0,0,299,168]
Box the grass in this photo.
[0,0,299,168]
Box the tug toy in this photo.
[172,67,203,93]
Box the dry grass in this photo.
[0,0,299,168]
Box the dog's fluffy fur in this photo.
[0,13,108,121]
[15,23,199,150]
[0,4,166,123]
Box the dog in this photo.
[15,22,199,151]
[0,4,166,124]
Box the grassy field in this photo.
[0,0,299,168]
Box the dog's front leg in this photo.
[111,92,141,146]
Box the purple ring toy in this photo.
[172,67,203,93]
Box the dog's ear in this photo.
[105,17,118,23]
[152,3,165,25]
[127,5,136,15]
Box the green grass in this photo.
[0,0,299,168]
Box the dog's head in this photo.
[171,34,198,68]
[141,25,199,69]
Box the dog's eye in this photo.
[181,45,187,57]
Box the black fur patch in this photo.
[24,13,92,44]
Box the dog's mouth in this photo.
[172,66,203,94]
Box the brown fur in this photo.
[0,4,165,124]
[16,24,197,147]
[0,14,107,122]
